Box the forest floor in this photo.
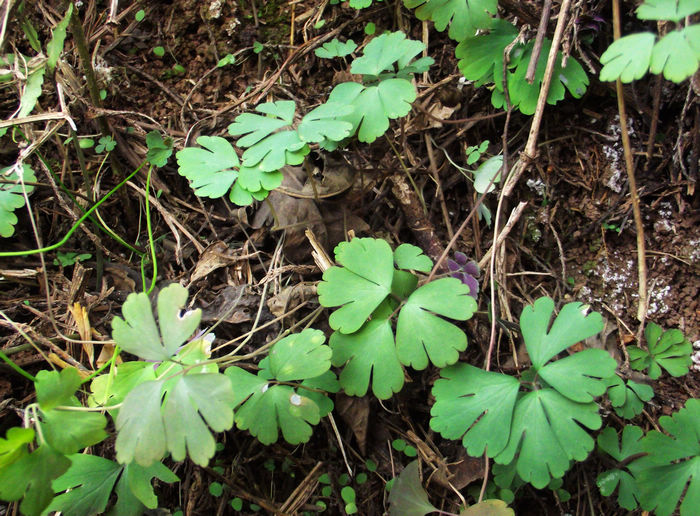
[0,1,699,515]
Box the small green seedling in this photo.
[152,46,165,57]
[628,322,692,379]
[95,135,116,153]
[466,140,489,165]
[217,54,236,67]
[0,164,36,238]
[53,252,91,267]
[135,9,145,22]
[315,38,357,59]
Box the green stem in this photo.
[0,162,144,258]
[0,349,36,382]
[144,165,157,294]
[82,344,120,384]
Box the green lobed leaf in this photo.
[473,155,502,194]
[596,425,644,510]
[649,26,700,83]
[0,427,34,470]
[599,32,655,83]
[18,65,45,118]
[350,31,425,76]
[115,380,167,466]
[111,283,201,362]
[41,407,108,455]
[0,445,70,516]
[315,38,357,59]
[297,102,354,143]
[393,243,432,272]
[111,461,179,515]
[391,269,420,299]
[404,0,498,41]
[520,297,604,369]
[300,370,339,417]
[145,131,173,167]
[605,375,654,419]
[537,349,617,403]
[395,278,477,369]
[430,363,520,458]
[46,4,73,72]
[631,398,700,516]
[637,0,700,21]
[236,165,282,193]
[318,237,395,333]
[494,389,601,488]
[629,322,693,379]
[35,367,82,410]
[176,136,239,198]
[387,460,438,516]
[241,130,309,171]
[89,361,157,416]
[330,302,404,399]
[456,19,520,87]
[261,328,331,381]
[0,164,36,238]
[460,499,514,516]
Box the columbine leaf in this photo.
[473,155,502,194]
[0,445,70,516]
[317,237,395,333]
[0,164,36,238]
[162,373,235,465]
[505,39,589,115]
[605,376,654,419]
[393,243,432,272]
[430,363,520,458]
[298,102,354,143]
[456,19,520,86]
[325,79,417,143]
[261,328,331,381]
[111,283,201,362]
[115,380,167,466]
[145,131,173,167]
[600,32,655,83]
[89,361,157,415]
[35,367,82,410]
[628,322,692,379]
[176,136,239,198]
[315,38,357,59]
[637,0,700,21]
[350,31,425,76]
[300,370,339,417]
[494,389,601,489]
[41,408,107,455]
[330,302,404,399]
[649,26,700,83]
[228,100,295,147]
[387,461,438,516]
[0,427,33,471]
[537,349,617,403]
[229,180,269,206]
[237,165,282,193]
[460,500,514,516]
[404,0,498,41]
[239,130,309,171]
[521,297,604,369]
[596,425,644,510]
[632,398,700,516]
[114,461,179,515]
[396,278,477,369]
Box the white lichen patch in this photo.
[526,178,546,196]
[692,340,700,372]
[601,115,636,193]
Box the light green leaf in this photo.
[297,102,354,143]
[628,322,692,379]
[228,100,295,147]
[317,237,395,333]
[460,499,514,516]
[456,19,519,87]
[391,269,419,299]
[404,0,498,41]
[387,460,438,516]
[538,349,617,403]
[300,370,339,417]
[330,303,404,399]
[605,376,654,419]
[0,164,36,238]
[596,425,644,510]
[262,328,331,381]
[649,26,700,83]
[632,398,700,516]
[473,155,502,194]
[111,283,201,362]
[176,136,239,198]
[89,361,157,415]
[18,65,45,118]
[236,165,282,193]
[46,4,73,72]
[350,31,425,76]
[48,454,122,516]
[495,389,601,488]
[241,130,308,171]
[163,373,235,465]
[0,427,34,470]
[117,461,179,513]
[637,0,700,21]
[145,131,173,167]
[521,297,604,368]
[0,445,70,516]
[41,408,108,455]
[393,243,432,272]
[396,278,477,369]
[326,79,417,143]
[600,33,655,83]
[35,367,82,410]
[115,380,166,466]
[430,363,520,457]
[315,38,357,59]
